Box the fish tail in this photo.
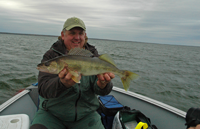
[120,70,139,91]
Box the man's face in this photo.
[61,27,86,50]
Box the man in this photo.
[31,17,115,129]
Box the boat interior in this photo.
[0,85,186,129]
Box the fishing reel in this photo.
[185,107,200,128]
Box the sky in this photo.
[0,0,200,46]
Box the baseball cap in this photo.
[62,17,86,31]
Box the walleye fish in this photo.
[37,48,139,91]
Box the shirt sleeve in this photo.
[38,50,68,98]
[90,75,113,96]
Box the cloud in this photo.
[0,0,200,46]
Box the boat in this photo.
[0,83,186,129]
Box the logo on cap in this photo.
[74,18,79,23]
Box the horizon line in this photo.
[0,32,199,47]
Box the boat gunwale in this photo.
[112,86,186,118]
[0,90,30,112]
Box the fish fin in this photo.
[71,76,81,83]
[68,70,79,77]
[68,48,93,57]
[121,71,139,91]
[98,54,116,66]
[68,70,81,83]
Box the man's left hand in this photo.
[97,73,115,89]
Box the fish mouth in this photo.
[37,62,43,67]
[36,66,44,71]
[37,63,42,70]
[36,66,41,70]
[36,66,50,73]
[36,63,49,72]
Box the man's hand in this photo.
[97,73,115,89]
[59,67,79,88]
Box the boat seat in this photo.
[0,114,30,129]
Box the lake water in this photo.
[0,33,199,112]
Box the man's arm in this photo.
[38,50,69,98]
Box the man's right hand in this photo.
[59,67,76,88]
